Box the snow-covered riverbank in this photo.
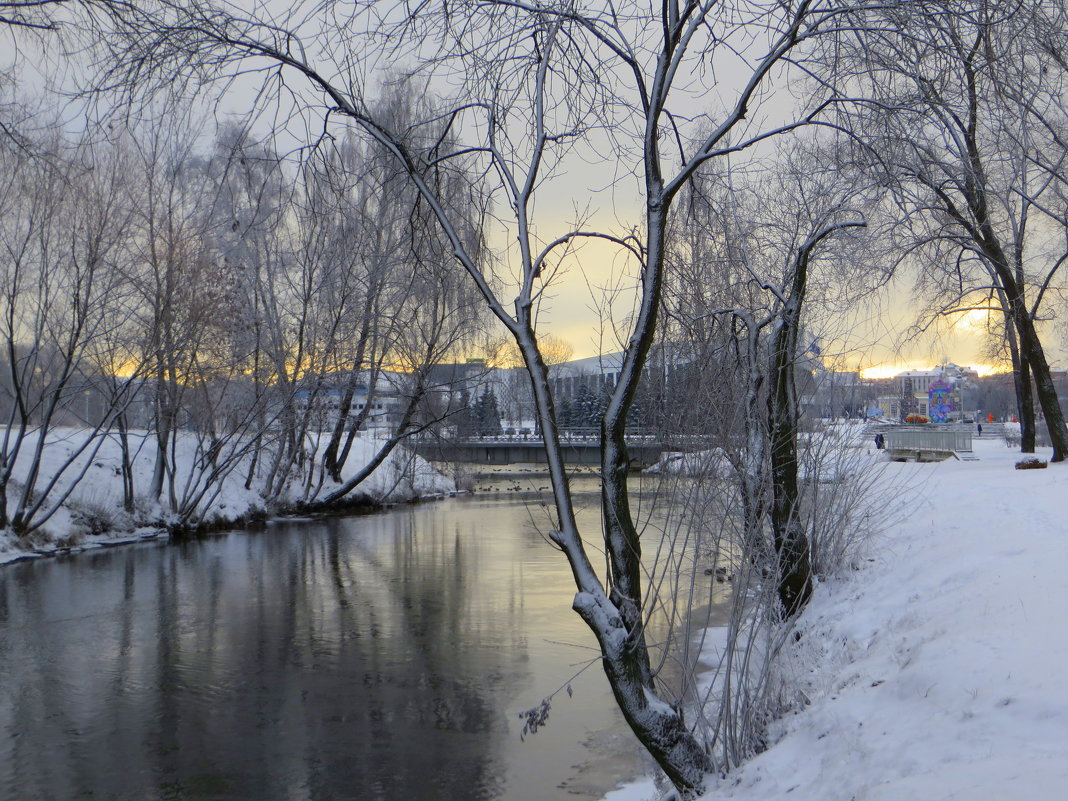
[0,428,452,564]
[610,436,1068,800]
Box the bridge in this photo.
[408,434,664,468]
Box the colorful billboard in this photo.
[928,378,954,423]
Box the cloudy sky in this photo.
[6,2,1060,378]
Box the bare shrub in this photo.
[639,422,919,771]
[1015,457,1048,470]
[800,425,918,577]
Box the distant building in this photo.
[805,369,870,419]
[546,348,695,432]
[874,365,978,422]
[549,352,624,406]
[424,360,491,404]
[292,372,405,432]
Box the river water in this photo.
[0,478,696,801]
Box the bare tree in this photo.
[86,1,879,794]
[0,127,135,533]
[311,135,406,484]
[656,144,884,768]
[824,1,1068,458]
[670,144,872,610]
[123,116,226,510]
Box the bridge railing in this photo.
[885,428,972,453]
[447,428,660,444]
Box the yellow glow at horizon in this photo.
[859,363,1008,380]
[112,360,140,378]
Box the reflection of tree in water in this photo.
[146,517,517,801]
[0,516,526,801]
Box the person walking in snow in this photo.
[977,422,983,437]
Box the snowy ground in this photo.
[608,435,1068,801]
[0,428,452,563]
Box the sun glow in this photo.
[969,363,1010,377]
[955,307,996,333]
[859,362,1009,379]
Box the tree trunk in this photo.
[517,321,715,799]
[763,225,855,617]
[767,318,812,617]
[117,412,136,513]
[323,279,379,481]
[988,243,1066,459]
[999,300,1035,452]
[149,362,171,502]
[317,373,428,506]
[1014,355,1036,453]
[335,361,383,479]
[962,108,1066,459]
[1014,306,1064,459]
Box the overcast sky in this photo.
[5,2,1061,375]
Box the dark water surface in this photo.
[0,485,648,801]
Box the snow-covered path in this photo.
[613,437,1068,801]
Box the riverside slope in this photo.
[608,435,1068,801]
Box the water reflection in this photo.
[0,486,648,801]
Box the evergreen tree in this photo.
[454,389,475,437]
[474,387,502,436]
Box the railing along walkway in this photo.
[884,428,974,461]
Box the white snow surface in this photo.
[608,437,1068,801]
[0,428,451,563]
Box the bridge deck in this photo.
[410,436,663,467]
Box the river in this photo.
[0,477,716,801]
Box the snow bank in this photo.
[713,437,1068,800]
[645,433,884,483]
[1,428,451,563]
[610,437,1068,800]
[644,449,733,478]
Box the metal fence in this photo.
[885,428,973,453]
